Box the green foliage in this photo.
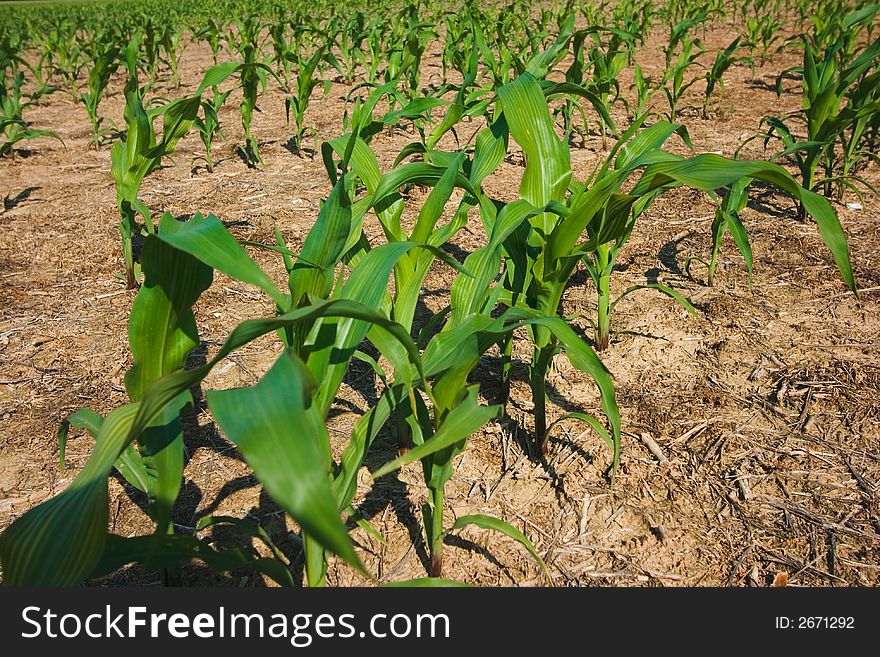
[0,0,867,589]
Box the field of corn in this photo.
[0,0,878,587]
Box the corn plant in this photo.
[139,187,513,584]
[111,38,236,287]
[268,13,296,95]
[141,19,163,83]
[477,72,854,456]
[629,62,660,118]
[744,13,783,65]
[80,39,121,146]
[40,26,86,100]
[661,37,704,122]
[354,23,386,87]
[1,71,61,158]
[582,27,635,148]
[229,17,272,167]
[762,32,880,214]
[663,11,707,71]
[286,41,340,153]
[0,221,423,585]
[194,18,226,65]
[837,69,880,196]
[193,84,231,173]
[158,23,189,88]
[702,36,751,117]
[334,12,369,84]
[693,176,752,288]
[385,4,435,99]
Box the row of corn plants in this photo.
[0,4,862,583]
[9,0,877,164]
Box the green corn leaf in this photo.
[157,213,287,307]
[194,61,239,96]
[289,174,352,307]
[498,72,571,235]
[469,115,509,188]
[423,309,620,474]
[332,385,402,510]
[207,350,367,577]
[371,386,500,481]
[546,412,613,451]
[726,210,754,284]
[451,514,551,584]
[0,297,421,586]
[91,534,293,587]
[125,234,211,400]
[631,154,856,292]
[57,408,103,470]
[610,283,698,315]
[382,578,468,587]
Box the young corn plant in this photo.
[583,27,635,149]
[702,36,751,118]
[193,84,231,173]
[111,40,236,287]
[194,18,226,65]
[272,95,555,579]
[235,21,273,167]
[40,27,86,101]
[334,12,369,84]
[354,24,386,87]
[695,177,753,288]
[480,72,855,456]
[285,42,340,153]
[0,221,424,586]
[629,62,660,118]
[80,39,121,146]
[744,13,783,66]
[319,129,565,579]
[143,177,501,584]
[158,24,189,88]
[762,33,880,215]
[1,71,61,158]
[661,37,705,122]
[836,69,880,198]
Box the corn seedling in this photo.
[661,37,705,122]
[111,38,236,287]
[230,17,273,166]
[286,41,340,153]
[1,71,61,158]
[702,36,751,117]
[80,38,121,146]
[158,24,189,88]
[193,84,231,173]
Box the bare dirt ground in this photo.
[1,21,879,587]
